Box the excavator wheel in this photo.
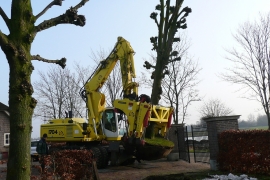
[98,146,109,168]
[90,147,103,169]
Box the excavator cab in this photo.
[102,108,127,140]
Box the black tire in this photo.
[90,147,103,169]
[98,146,109,168]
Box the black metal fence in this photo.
[191,125,210,163]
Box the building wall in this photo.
[0,111,10,153]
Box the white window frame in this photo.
[4,133,10,146]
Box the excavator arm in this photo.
[80,37,138,140]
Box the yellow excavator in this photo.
[40,37,174,168]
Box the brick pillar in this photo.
[167,124,184,161]
[203,115,240,170]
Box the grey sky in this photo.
[0,1,269,137]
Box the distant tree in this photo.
[199,98,233,118]
[89,48,122,106]
[238,120,255,128]
[256,114,268,126]
[141,33,201,124]
[145,0,191,138]
[247,113,256,122]
[34,64,90,121]
[0,1,89,178]
[221,13,270,130]
[238,114,257,128]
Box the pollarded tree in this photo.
[145,0,191,104]
[0,1,89,179]
[144,0,191,138]
[141,33,201,125]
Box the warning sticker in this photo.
[128,103,133,110]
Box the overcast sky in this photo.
[0,1,270,138]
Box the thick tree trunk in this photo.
[145,123,155,139]
[146,56,165,139]
[5,1,35,178]
[151,56,164,105]
[267,113,270,130]
[6,54,35,179]
[0,0,88,178]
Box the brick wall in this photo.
[203,115,240,170]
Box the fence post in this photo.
[203,115,240,170]
[167,124,185,161]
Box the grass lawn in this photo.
[239,126,268,130]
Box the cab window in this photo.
[103,109,116,132]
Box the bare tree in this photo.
[199,98,233,118]
[247,113,256,122]
[0,1,89,178]
[220,13,270,129]
[141,33,201,124]
[34,67,67,120]
[89,48,123,106]
[34,64,90,121]
[144,0,191,138]
[145,0,192,105]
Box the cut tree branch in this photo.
[0,7,10,29]
[31,55,66,69]
[168,56,181,64]
[0,30,10,49]
[35,0,64,21]
[143,61,156,69]
[35,0,89,33]
[74,0,89,10]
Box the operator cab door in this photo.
[102,109,119,138]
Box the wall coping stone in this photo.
[202,115,241,122]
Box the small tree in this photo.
[199,98,233,118]
[221,13,270,129]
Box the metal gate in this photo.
[191,125,210,163]
[176,126,190,163]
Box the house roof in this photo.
[0,102,9,111]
